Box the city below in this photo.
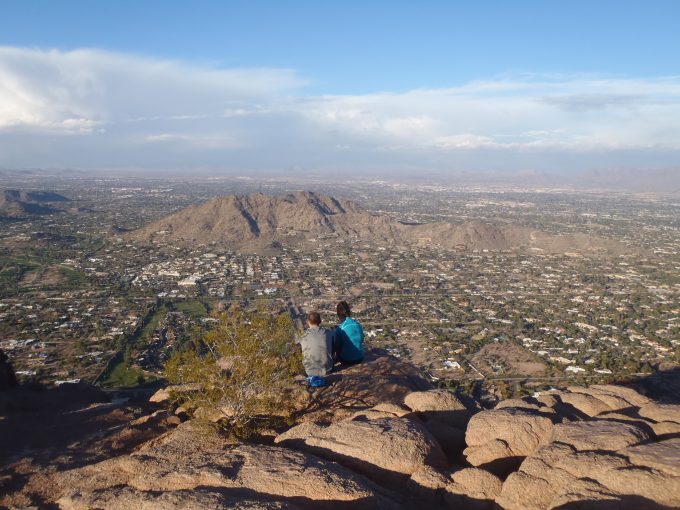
[1,172,679,399]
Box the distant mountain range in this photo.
[0,189,70,217]
[129,191,627,255]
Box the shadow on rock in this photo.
[553,495,678,510]
[628,366,680,405]
[299,350,432,423]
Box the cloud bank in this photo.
[1,47,679,174]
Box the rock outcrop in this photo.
[298,352,432,423]
[57,422,400,510]
[402,389,476,463]
[2,354,679,510]
[446,468,503,509]
[497,436,680,509]
[275,415,447,480]
[490,386,680,509]
[404,389,473,429]
[464,407,555,473]
[549,420,650,451]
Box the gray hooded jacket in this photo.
[297,326,333,377]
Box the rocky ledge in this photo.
[2,353,679,509]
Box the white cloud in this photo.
[144,132,240,149]
[432,134,497,150]
[0,47,302,133]
[0,46,679,172]
[144,133,192,143]
[289,76,680,155]
[540,93,647,112]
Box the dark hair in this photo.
[336,300,351,318]
[307,311,321,326]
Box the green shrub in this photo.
[165,307,303,438]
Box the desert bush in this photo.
[165,307,303,438]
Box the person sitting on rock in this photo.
[297,311,334,386]
[333,300,364,364]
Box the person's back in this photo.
[336,317,364,362]
[334,301,364,363]
[298,315,334,377]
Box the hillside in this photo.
[3,190,70,203]
[0,189,69,217]
[129,191,627,255]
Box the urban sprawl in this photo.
[1,175,678,397]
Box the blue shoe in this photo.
[306,375,326,387]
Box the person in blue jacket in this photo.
[333,300,364,364]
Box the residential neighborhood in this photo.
[1,175,678,394]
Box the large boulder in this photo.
[497,428,680,509]
[492,385,680,509]
[445,467,502,509]
[403,389,475,462]
[622,438,680,477]
[638,402,680,424]
[464,407,554,473]
[56,422,400,509]
[555,391,613,417]
[404,389,473,430]
[59,486,298,510]
[404,389,468,413]
[407,465,450,504]
[532,385,656,423]
[588,384,651,407]
[565,385,646,411]
[549,420,650,451]
[275,416,447,480]
[148,383,199,403]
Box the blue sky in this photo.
[1,1,679,175]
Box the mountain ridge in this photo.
[128,191,628,255]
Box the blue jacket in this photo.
[335,317,364,362]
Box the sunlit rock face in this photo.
[2,353,679,510]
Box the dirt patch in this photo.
[471,341,546,378]
[18,264,65,288]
